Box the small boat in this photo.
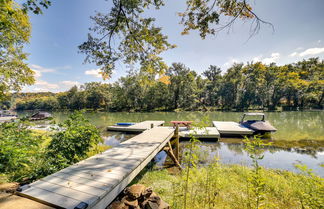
[0,110,18,122]
[0,110,17,117]
[240,113,277,134]
[115,122,135,126]
[29,111,52,121]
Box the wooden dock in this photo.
[107,120,165,132]
[18,127,175,209]
[212,121,254,136]
[179,127,220,139]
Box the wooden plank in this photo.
[179,127,220,139]
[212,121,254,135]
[48,172,114,191]
[59,170,123,185]
[129,120,164,129]
[41,175,109,197]
[30,181,99,206]
[107,120,165,132]
[19,187,80,209]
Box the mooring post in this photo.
[175,124,180,161]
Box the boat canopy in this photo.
[241,112,265,122]
[243,113,265,116]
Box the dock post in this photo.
[175,124,180,161]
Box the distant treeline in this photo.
[5,57,324,111]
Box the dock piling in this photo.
[174,124,180,161]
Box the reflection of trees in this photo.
[205,142,221,151]
[226,143,244,155]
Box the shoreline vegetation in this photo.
[1,58,323,112]
[134,163,324,209]
[134,136,324,209]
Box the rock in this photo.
[144,201,159,209]
[109,185,169,209]
[143,196,160,209]
[158,199,170,209]
[107,200,128,209]
[124,184,146,200]
[142,187,153,199]
[121,196,139,208]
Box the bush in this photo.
[0,121,42,181]
[0,111,103,182]
[37,111,103,176]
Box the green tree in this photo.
[144,81,169,111]
[79,0,267,77]
[82,82,112,110]
[220,63,243,110]
[0,0,34,101]
[203,65,223,107]
[167,63,197,110]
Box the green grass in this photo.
[136,163,324,209]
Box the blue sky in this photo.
[23,0,324,92]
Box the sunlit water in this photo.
[20,111,324,177]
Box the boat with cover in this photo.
[0,110,18,122]
[29,111,52,121]
[240,113,277,134]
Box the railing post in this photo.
[175,124,180,161]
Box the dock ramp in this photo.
[212,121,254,136]
[18,127,175,209]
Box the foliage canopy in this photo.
[0,0,35,101]
[79,0,269,78]
[11,58,324,111]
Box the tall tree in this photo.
[167,63,197,110]
[220,63,243,110]
[203,65,223,106]
[0,0,51,101]
[0,0,34,101]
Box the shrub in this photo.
[38,111,102,176]
[0,121,42,181]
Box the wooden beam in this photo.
[165,141,182,170]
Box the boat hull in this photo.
[240,120,277,133]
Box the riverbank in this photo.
[134,163,323,209]
[1,160,322,209]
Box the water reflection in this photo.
[46,110,324,141]
[180,142,324,177]
[101,131,324,177]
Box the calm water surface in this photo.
[47,111,324,141]
[25,111,324,176]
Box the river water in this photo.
[24,111,324,177]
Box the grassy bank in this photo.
[135,163,323,209]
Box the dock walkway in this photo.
[212,121,254,135]
[18,127,175,209]
[107,120,165,132]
